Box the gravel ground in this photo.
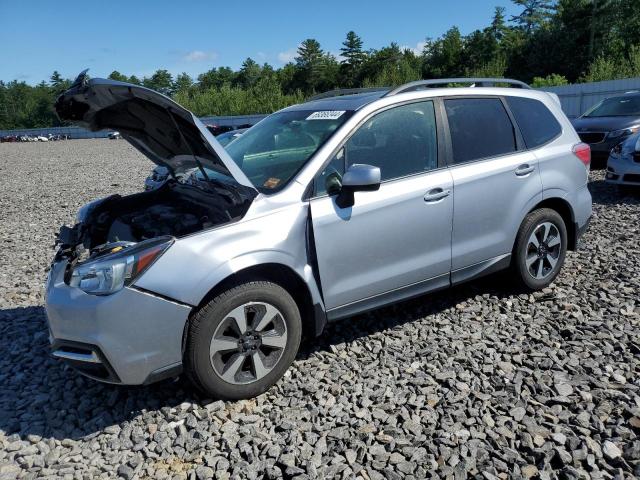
[0,139,639,480]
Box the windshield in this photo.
[583,96,640,117]
[226,110,353,192]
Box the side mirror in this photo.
[336,164,381,208]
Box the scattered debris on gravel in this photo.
[1,140,639,479]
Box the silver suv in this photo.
[47,73,592,400]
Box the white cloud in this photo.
[183,50,218,62]
[277,48,298,64]
[401,41,428,55]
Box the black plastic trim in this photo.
[143,362,183,385]
[50,339,121,383]
[326,273,450,321]
[574,216,591,250]
[450,253,511,285]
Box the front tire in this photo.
[185,281,301,400]
[513,208,567,290]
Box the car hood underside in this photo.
[55,70,256,190]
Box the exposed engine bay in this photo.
[56,179,256,262]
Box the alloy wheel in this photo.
[209,302,288,385]
[525,221,562,280]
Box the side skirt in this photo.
[450,253,511,286]
[323,253,512,324]
[326,273,450,322]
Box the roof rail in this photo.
[307,87,390,101]
[384,78,531,96]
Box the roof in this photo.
[282,90,388,113]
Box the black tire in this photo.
[185,281,301,400]
[512,208,567,290]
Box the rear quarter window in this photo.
[506,96,562,149]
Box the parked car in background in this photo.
[206,124,234,136]
[108,131,121,139]
[215,127,248,147]
[572,91,640,167]
[606,132,640,191]
[48,74,591,400]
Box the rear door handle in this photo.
[424,188,451,202]
[515,164,535,176]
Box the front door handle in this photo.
[515,164,535,176]
[424,188,451,202]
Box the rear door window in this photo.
[444,98,517,164]
[506,96,562,148]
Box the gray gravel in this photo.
[1,139,639,479]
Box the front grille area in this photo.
[578,132,606,144]
[623,174,640,183]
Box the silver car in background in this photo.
[46,73,592,400]
[606,132,640,190]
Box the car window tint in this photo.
[444,98,517,164]
[344,101,438,182]
[506,96,561,148]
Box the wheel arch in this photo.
[182,263,325,355]
[527,197,577,250]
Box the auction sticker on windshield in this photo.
[306,111,345,120]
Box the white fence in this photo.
[539,77,640,118]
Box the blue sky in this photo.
[1,0,521,84]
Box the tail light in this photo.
[573,143,591,167]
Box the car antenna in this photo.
[166,107,211,182]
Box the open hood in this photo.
[55,70,256,190]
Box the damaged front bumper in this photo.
[45,259,192,385]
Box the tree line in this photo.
[1,0,639,130]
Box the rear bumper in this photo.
[574,215,591,249]
[564,183,592,250]
[45,260,192,385]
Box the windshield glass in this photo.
[583,96,640,117]
[225,110,353,192]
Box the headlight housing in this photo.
[69,237,172,295]
[607,125,640,139]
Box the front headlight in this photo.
[69,237,172,295]
[608,125,640,139]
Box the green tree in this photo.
[197,67,236,90]
[173,72,193,93]
[531,73,569,87]
[49,71,70,95]
[511,0,554,32]
[236,58,262,89]
[143,69,173,95]
[490,7,508,41]
[339,31,367,86]
[422,27,464,78]
[108,71,129,82]
[295,38,326,93]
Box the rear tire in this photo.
[185,281,301,400]
[513,208,567,290]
